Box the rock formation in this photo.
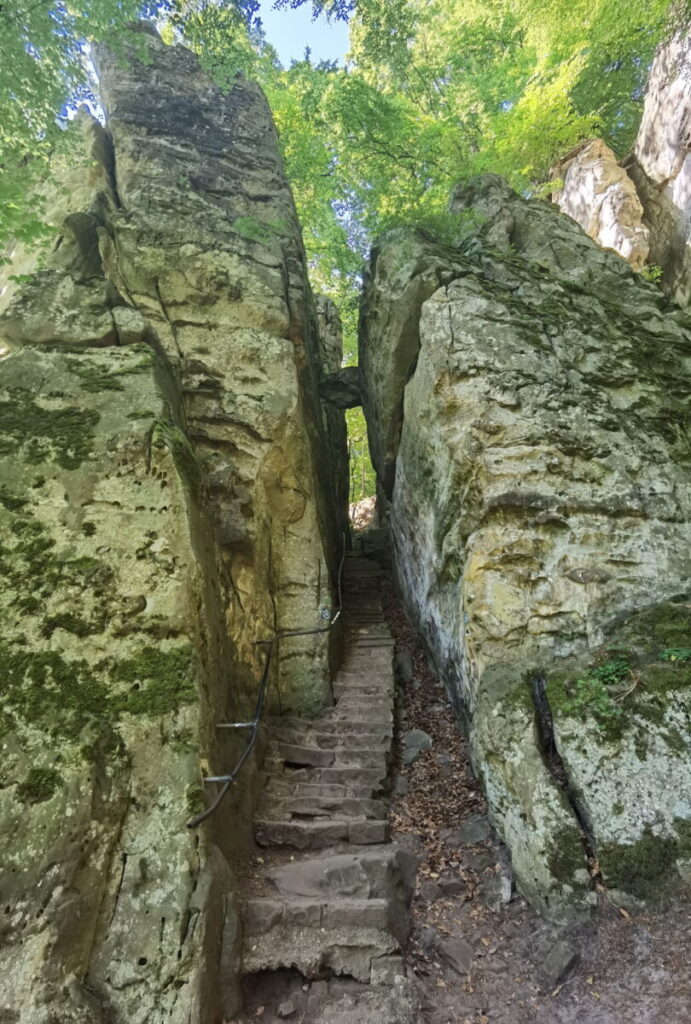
[552,30,691,305]
[627,30,691,306]
[551,138,650,269]
[0,25,346,1023]
[360,174,691,917]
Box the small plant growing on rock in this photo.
[660,647,691,662]
[639,263,664,284]
[553,659,631,730]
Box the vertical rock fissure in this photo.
[101,125,124,211]
[530,674,602,890]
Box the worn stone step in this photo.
[329,710,393,727]
[341,652,395,668]
[273,726,392,751]
[255,817,389,849]
[240,973,415,1023]
[334,671,393,686]
[242,923,398,984]
[263,778,375,801]
[258,794,388,821]
[268,747,388,771]
[270,764,388,789]
[265,846,416,904]
[333,701,392,718]
[269,716,393,736]
[272,742,336,768]
[333,683,394,699]
[244,896,393,937]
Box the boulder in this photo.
[402,729,433,764]
[320,365,362,408]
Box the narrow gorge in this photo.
[1,18,690,1024]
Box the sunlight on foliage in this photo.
[1,0,685,498]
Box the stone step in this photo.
[333,684,394,700]
[266,763,388,790]
[242,920,398,984]
[265,846,416,902]
[271,742,336,768]
[341,652,395,668]
[262,778,375,801]
[268,746,389,771]
[258,794,388,821]
[240,973,414,1023]
[273,726,392,751]
[244,896,393,937]
[255,817,389,849]
[333,701,392,718]
[269,716,393,736]
[329,709,393,727]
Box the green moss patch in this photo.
[0,388,99,469]
[0,639,198,758]
[114,644,197,716]
[0,488,28,513]
[15,766,63,805]
[65,352,153,393]
[1,510,114,624]
[547,602,691,748]
[41,613,104,638]
[546,824,588,883]
[599,828,680,901]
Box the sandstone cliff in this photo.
[553,30,691,306]
[360,174,691,917]
[0,25,345,1023]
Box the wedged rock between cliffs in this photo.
[0,25,347,1024]
[359,173,691,919]
[552,28,691,307]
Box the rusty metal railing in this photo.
[186,537,345,829]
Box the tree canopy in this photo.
[0,0,684,498]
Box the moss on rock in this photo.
[599,828,680,901]
[546,824,588,883]
[15,766,63,805]
[0,389,100,469]
[114,643,197,716]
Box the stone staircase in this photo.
[238,552,419,1023]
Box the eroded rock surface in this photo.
[627,30,691,306]
[551,138,650,269]
[0,25,345,1023]
[551,31,691,306]
[360,174,691,918]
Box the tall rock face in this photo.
[551,31,691,305]
[360,175,691,918]
[0,25,345,1024]
[627,30,691,307]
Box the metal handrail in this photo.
[186,536,345,829]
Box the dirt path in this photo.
[383,580,691,1024]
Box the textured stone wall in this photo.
[627,30,691,307]
[551,31,691,306]
[551,138,650,269]
[0,25,345,1023]
[360,175,691,918]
